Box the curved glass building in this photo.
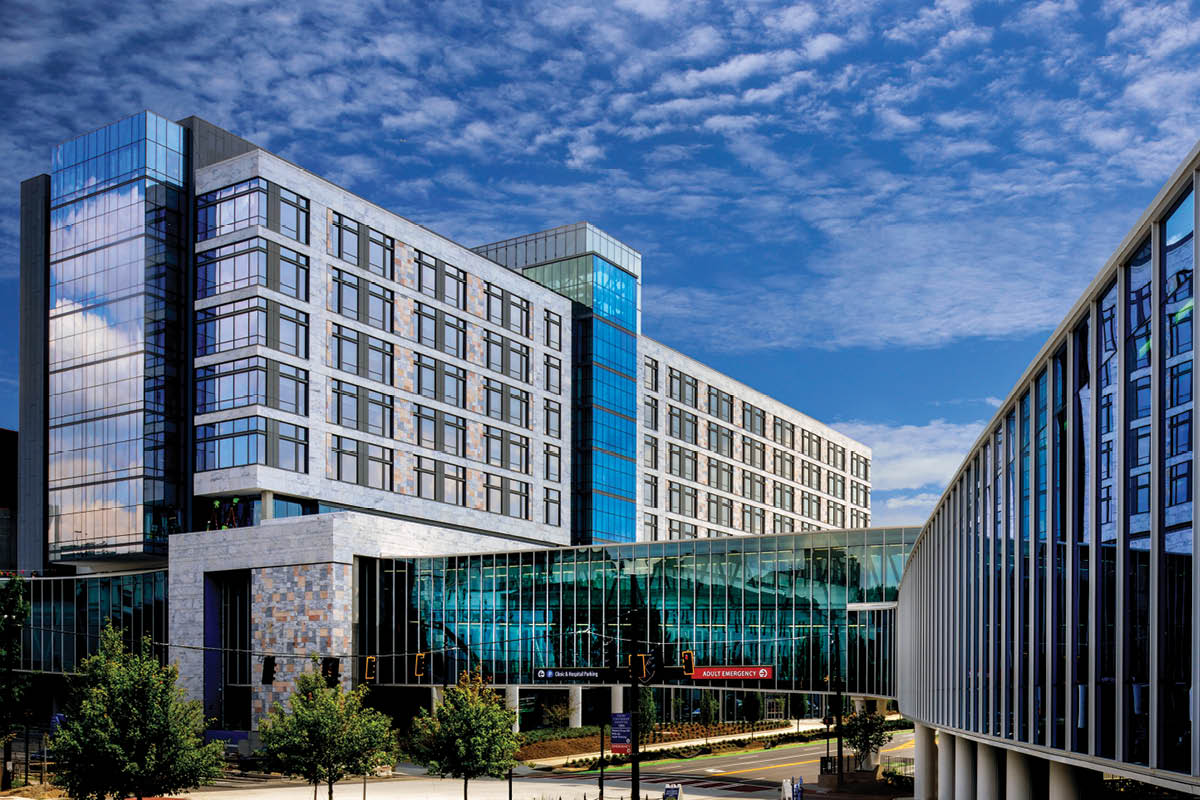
[898,142,1200,798]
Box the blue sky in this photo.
[3,0,1200,526]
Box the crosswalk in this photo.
[526,772,770,794]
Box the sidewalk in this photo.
[525,718,833,767]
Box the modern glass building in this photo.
[898,141,1200,797]
[476,224,642,543]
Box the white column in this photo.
[505,686,520,733]
[853,696,867,714]
[260,490,274,520]
[914,723,939,800]
[1048,760,1082,800]
[569,686,583,728]
[954,735,976,800]
[611,684,624,714]
[1005,749,1033,800]
[430,685,443,712]
[976,742,1001,800]
[937,731,956,800]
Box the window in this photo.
[195,416,308,473]
[330,325,392,385]
[328,212,361,266]
[544,444,561,482]
[851,481,871,508]
[416,456,466,505]
[827,501,845,527]
[668,369,698,407]
[195,357,308,416]
[485,379,529,428]
[415,354,464,407]
[485,330,529,381]
[708,459,733,492]
[669,444,697,481]
[414,405,466,457]
[802,459,822,490]
[544,355,562,395]
[669,406,698,443]
[1169,411,1192,457]
[644,475,658,508]
[708,387,733,422]
[773,449,795,480]
[196,178,266,240]
[669,519,697,539]
[773,513,795,533]
[850,453,871,481]
[196,237,309,301]
[825,442,846,470]
[742,403,765,435]
[741,504,765,534]
[545,310,562,350]
[1168,461,1192,507]
[773,417,795,449]
[850,509,871,528]
[327,434,393,490]
[645,357,660,392]
[196,297,308,358]
[828,472,846,499]
[644,513,659,541]
[773,482,795,511]
[329,379,359,431]
[742,437,765,469]
[1169,361,1192,407]
[644,435,658,469]
[414,302,467,359]
[707,494,733,526]
[329,269,393,332]
[644,397,659,430]
[278,187,309,244]
[485,426,529,473]
[368,228,394,280]
[416,250,467,309]
[668,481,697,517]
[486,283,530,336]
[802,491,821,521]
[544,400,562,438]
[485,473,529,519]
[741,470,765,502]
[544,488,561,526]
[802,430,823,459]
[708,423,733,457]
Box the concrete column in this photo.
[914,723,939,800]
[505,686,520,733]
[260,490,274,520]
[430,685,443,712]
[569,686,583,728]
[976,742,1002,800]
[937,731,956,800]
[853,696,867,714]
[1005,749,1033,800]
[1048,760,1082,800]
[954,735,976,800]
[611,685,624,714]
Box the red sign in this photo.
[693,665,774,680]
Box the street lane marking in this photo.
[711,758,819,776]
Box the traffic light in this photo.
[363,655,377,683]
[414,651,427,677]
[261,655,276,685]
[681,650,695,676]
[321,656,340,688]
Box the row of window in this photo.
[197,178,309,244]
[414,456,560,525]
[649,478,845,526]
[642,512,826,541]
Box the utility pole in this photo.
[833,628,844,788]
[599,722,605,800]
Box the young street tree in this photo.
[49,624,225,800]
[259,662,397,800]
[408,667,521,800]
[842,712,893,770]
[0,576,30,791]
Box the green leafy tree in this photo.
[49,624,225,800]
[637,686,657,737]
[408,668,520,800]
[699,691,719,728]
[0,576,30,790]
[842,712,893,769]
[259,662,397,800]
[742,691,763,723]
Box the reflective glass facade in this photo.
[899,169,1199,786]
[358,527,915,694]
[47,112,189,560]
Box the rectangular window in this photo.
[825,442,846,470]
[195,357,309,416]
[484,330,529,381]
[414,353,464,407]
[414,302,467,359]
[644,513,659,541]
[196,297,308,358]
[1169,361,1192,406]
[827,472,846,499]
[485,473,529,519]
[773,417,795,449]
[773,449,795,480]
[278,187,309,244]
[802,430,823,459]
[485,379,529,428]
[368,228,394,280]
[742,437,765,469]
[414,404,467,458]
[195,416,308,473]
[544,399,561,439]
[802,459,822,490]
[708,387,733,422]
[486,283,530,336]
[707,493,733,527]
[326,380,392,437]
[707,459,733,492]
[544,310,562,351]
[485,425,529,473]
[644,475,658,508]
[773,513,795,533]
[668,444,697,481]
[669,406,698,444]
[668,368,698,407]
[645,357,660,392]
[329,324,392,385]
[416,456,466,506]
[644,397,659,430]
[772,481,795,511]
[827,501,845,527]
[802,491,822,521]
[1168,461,1192,507]
[416,250,467,310]
[740,504,765,534]
[196,237,309,301]
[327,434,392,490]
[1169,411,1192,457]
[850,453,871,481]
[741,470,765,502]
[544,355,562,395]
[328,212,361,266]
[544,488,561,526]
[329,268,393,332]
[708,423,733,457]
[669,519,697,539]
[544,444,561,482]
[643,435,658,469]
[742,403,765,435]
[668,481,698,517]
[197,178,267,240]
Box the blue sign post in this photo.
[611,712,632,754]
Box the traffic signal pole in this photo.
[630,666,640,800]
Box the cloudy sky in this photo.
[3,0,1199,525]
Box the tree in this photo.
[0,576,30,791]
[637,686,657,738]
[699,690,719,728]
[842,712,893,769]
[259,662,397,800]
[49,624,225,800]
[407,668,520,800]
[742,691,763,724]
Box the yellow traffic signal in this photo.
[681,650,695,676]
[414,651,427,677]
[364,655,377,682]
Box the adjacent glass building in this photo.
[476,224,642,543]
[898,146,1200,795]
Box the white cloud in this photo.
[655,50,801,94]
[802,33,847,61]
[876,107,921,134]
[766,4,819,35]
[831,418,986,492]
